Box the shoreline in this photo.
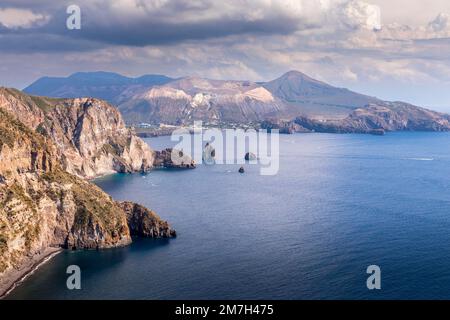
[0,247,62,299]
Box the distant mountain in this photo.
[23,70,450,133]
[24,71,173,103]
[118,76,287,125]
[290,102,450,134]
[263,71,380,120]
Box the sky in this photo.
[2,0,450,111]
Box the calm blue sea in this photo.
[7,132,450,299]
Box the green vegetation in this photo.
[0,126,16,152]
[42,170,121,235]
[0,108,48,154]
[100,143,119,156]
[24,222,41,251]
[0,234,7,252]
[29,96,53,113]
[1,87,63,114]
[2,87,23,100]
[7,184,36,213]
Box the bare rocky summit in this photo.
[118,77,286,125]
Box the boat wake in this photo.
[406,158,434,161]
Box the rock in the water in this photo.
[119,202,176,238]
[203,142,216,165]
[154,148,196,169]
[239,166,245,173]
[261,119,309,134]
[370,128,385,136]
[245,152,257,161]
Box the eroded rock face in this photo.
[119,202,176,238]
[0,92,176,295]
[119,77,286,125]
[0,88,155,179]
[0,108,133,273]
[154,148,196,169]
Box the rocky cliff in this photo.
[0,90,176,297]
[0,88,154,179]
[153,148,196,169]
[292,102,450,134]
[119,202,176,238]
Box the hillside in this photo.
[263,71,381,120]
[24,71,173,104]
[0,112,176,295]
[119,76,287,125]
[23,71,450,133]
[0,87,155,179]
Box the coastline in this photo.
[0,247,62,299]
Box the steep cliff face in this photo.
[119,202,176,238]
[0,88,154,179]
[0,94,176,296]
[0,108,132,279]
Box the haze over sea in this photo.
[7,132,450,299]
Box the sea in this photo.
[7,132,450,299]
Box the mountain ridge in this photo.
[23,70,450,133]
[24,72,174,104]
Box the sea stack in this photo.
[154,148,196,169]
[203,142,216,165]
[245,152,257,161]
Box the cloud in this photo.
[428,13,450,32]
[340,0,381,30]
[0,0,447,50]
[0,7,49,29]
[2,0,450,110]
[66,0,318,46]
[84,0,385,46]
[0,0,386,49]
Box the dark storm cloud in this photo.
[0,0,309,53]
[76,17,302,46]
[0,5,97,52]
[0,33,102,53]
[0,0,65,11]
